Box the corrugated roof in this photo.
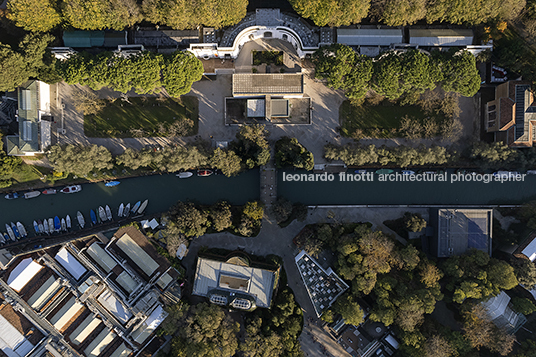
[108,343,131,357]
[0,314,34,357]
[233,74,303,96]
[70,315,101,345]
[115,233,159,277]
[83,328,115,357]
[522,237,536,261]
[87,243,117,273]
[337,28,403,46]
[49,296,83,330]
[27,276,60,310]
[192,257,275,308]
[7,258,43,292]
[97,289,132,325]
[409,29,473,46]
[116,271,138,293]
[55,247,87,280]
[130,305,166,344]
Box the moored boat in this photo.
[98,206,107,222]
[131,201,141,214]
[124,203,131,217]
[61,218,66,231]
[527,170,536,175]
[48,218,54,232]
[5,224,15,241]
[11,222,20,239]
[42,188,57,195]
[104,181,120,187]
[38,220,44,234]
[66,215,71,229]
[138,199,148,214]
[375,169,394,175]
[33,221,39,234]
[24,191,41,199]
[54,216,61,231]
[118,203,124,218]
[354,169,367,174]
[43,219,49,234]
[16,222,26,237]
[77,211,85,228]
[197,169,213,177]
[5,193,19,200]
[177,172,193,178]
[493,171,521,177]
[402,170,416,175]
[1,234,6,244]
[105,205,112,221]
[90,210,97,225]
[60,185,82,194]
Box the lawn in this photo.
[84,96,198,138]
[339,100,433,138]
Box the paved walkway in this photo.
[181,206,428,356]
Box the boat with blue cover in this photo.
[54,216,61,231]
[90,210,97,225]
[105,181,120,187]
[11,222,20,238]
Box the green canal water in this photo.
[0,170,260,237]
[278,169,536,206]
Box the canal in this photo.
[278,169,536,206]
[0,170,260,237]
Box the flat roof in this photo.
[87,243,117,273]
[233,74,303,96]
[7,258,43,292]
[55,247,87,280]
[130,305,166,344]
[0,314,34,357]
[337,28,403,46]
[70,315,101,345]
[84,328,115,357]
[49,295,83,330]
[271,99,289,117]
[436,209,492,257]
[97,289,132,325]
[27,275,60,310]
[409,29,473,46]
[115,233,159,277]
[247,99,265,117]
[192,257,276,308]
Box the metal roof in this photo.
[233,74,303,96]
[115,233,159,277]
[55,247,87,280]
[409,29,473,46]
[192,257,276,308]
[7,258,43,292]
[337,28,403,46]
[0,314,34,357]
[69,315,101,346]
[49,295,83,330]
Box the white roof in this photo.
[84,328,115,357]
[97,289,132,325]
[141,219,159,230]
[176,244,187,259]
[70,315,101,345]
[131,305,166,344]
[482,291,510,320]
[385,335,399,349]
[87,243,117,273]
[8,258,43,292]
[116,233,159,277]
[38,81,50,112]
[49,295,83,330]
[27,276,60,310]
[522,238,536,261]
[0,314,35,357]
[108,343,131,357]
[337,28,403,46]
[192,257,275,308]
[247,99,265,118]
[55,247,87,280]
[409,29,473,46]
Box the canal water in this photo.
[0,170,260,237]
[278,169,536,206]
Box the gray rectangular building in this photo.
[336,28,404,47]
[409,29,474,46]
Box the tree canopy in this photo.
[274,137,314,171]
[7,0,62,32]
[47,144,113,176]
[289,0,370,26]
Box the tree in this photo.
[62,0,141,30]
[171,303,240,357]
[511,297,536,315]
[469,141,519,168]
[161,51,203,97]
[71,88,105,115]
[289,0,370,26]
[195,0,247,28]
[231,125,270,168]
[7,0,61,32]
[0,45,28,92]
[380,0,427,26]
[274,137,314,171]
[514,258,536,289]
[404,212,427,232]
[47,144,113,176]
[210,148,242,177]
[424,335,455,357]
[271,197,293,224]
[160,302,188,335]
[441,50,481,97]
[372,52,404,99]
[167,201,209,238]
[142,0,197,29]
[209,201,232,232]
[333,294,365,326]
[243,201,264,221]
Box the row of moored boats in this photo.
[4,185,82,200]
[1,199,148,244]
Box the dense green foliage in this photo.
[314,45,480,101]
[56,50,202,96]
[274,137,314,171]
[230,125,271,169]
[62,0,142,30]
[271,197,308,227]
[0,34,59,92]
[289,0,370,26]
[209,148,242,177]
[47,144,113,176]
[7,0,62,32]
[115,145,208,172]
[324,143,450,167]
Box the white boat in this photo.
[24,191,41,199]
[0,234,5,244]
[17,222,27,237]
[61,218,66,231]
[60,185,82,194]
[43,219,49,234]
[5,224,15,241]
[66,215,71,229]
[176,172,193,178]
[124,203,131,217]
[105,205,112,221]
[118,203,124,218]
[77,211,85,228]
[138,199,148,214]
[131,201,141,214]
[48,218,54,232]
[38,220,44,234]
[527,170,536,175]
[98,206,107,222]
